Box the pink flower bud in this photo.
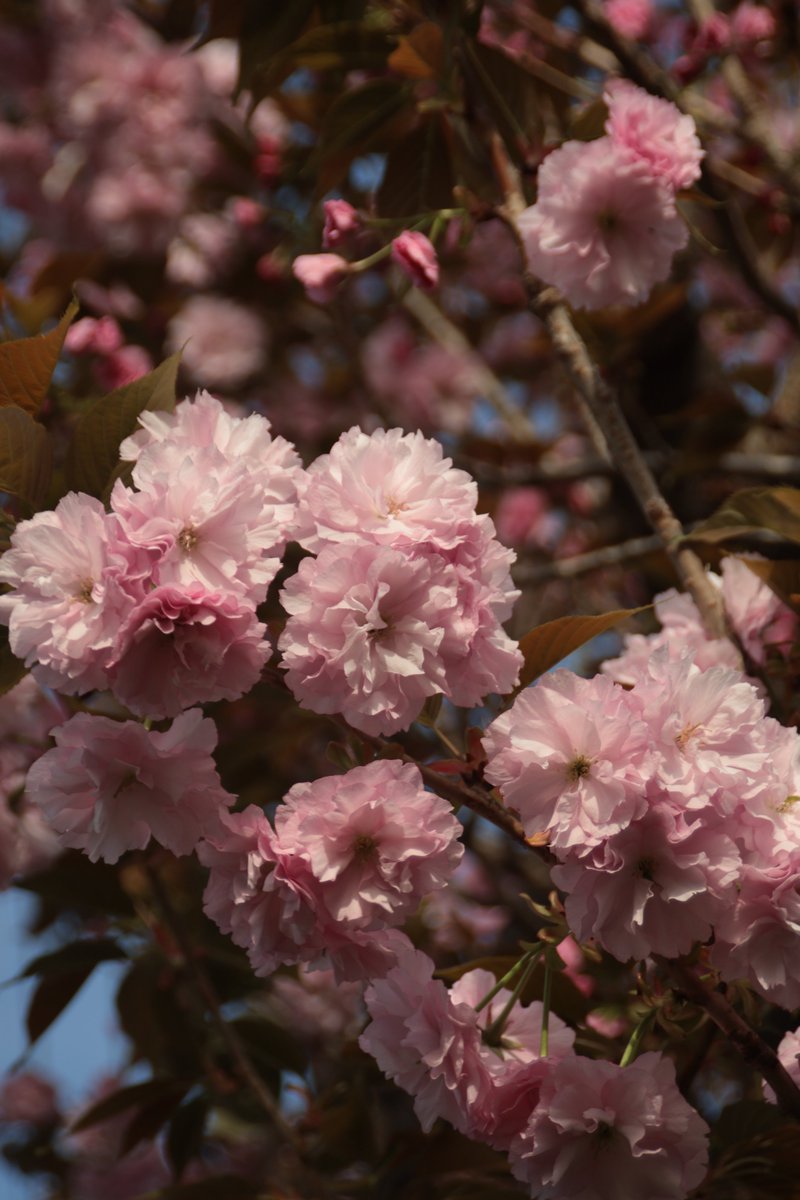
[65,315,123,356]
[391,230,439,291]
[230,197,264,228]
[94,344,152,391]
[322,199,360,248]
[292,253,350,303]
[731,1,775,47]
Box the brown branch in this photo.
[665,959,800,1122]
[522,282,728,639]
[459,450,800,488]
[145,861,301,1148]
[514,534,664,585]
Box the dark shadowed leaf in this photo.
[166,1095,209,1180]
[70,1078,190,1134]
[312,78,415,193]
[19,938,126,980]
[255,21,393,94]
[0,627,27,696]
[18,851,136,918]
[64,353,179,499]
[739,558,800,615]
[0,296,78,414]
[377,114,456,217]
[26,968,95,1044]
[154,1178,263,1200]
[462,42,542,166]
[0,405,53,510]
[700,1100,800,1199]
[229,1015,307,1074]
[236,0,316,100]
[516,607,649,691]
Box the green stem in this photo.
[474,946,539,1015]
[483,952,541,1045]
[539,953,554,1058]
[620,1011,656,1068]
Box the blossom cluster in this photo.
[485,560,800,1008]
[360,944,709,1199]
[278,425,523,733]
[519,80,703,309]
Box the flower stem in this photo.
[483,951,541,1045]
[475,945,540,1015]
[620,1010,656,1068]
[539,952,554,1058]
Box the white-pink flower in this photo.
[295,426,478,555]
[554,807,740,961]
[273,760,463,928]
[518,136,688,310]
[25,710,232,863]
[604,78,704,192]
[360,946,493,1134]
[165,295,268,389]
[108,584,269,718]
[0,492,144,694]
[509,1052,709,1200]
[484,670,653,853]
[278,543,456,735]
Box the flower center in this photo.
[566,754,592,783]
[676,722,702,749]
[384,495,408,517]
[636,856,657,881]
[597,209,619,234]
[178,525,199,552]
[594,1121,617,1146]
[73,577,95,603]
[352,834,378,862]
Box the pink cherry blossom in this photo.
[767,1028,800,1101]
[731,1,776,48]
[518,136,688,310]
[509,1052,709,1200]
[165,295,268,390]
[93,343,153,391]
[604,79,704,192]
[712,853,800,1009]
[292,253,349,303]
[26,710,232,863]
[720,556,796,663]
[273,760,463,928]
[0,1072,59,1126]
[554,807,741,961]
[295,425,478,554]
[603,0,653,40]
[0,492,144,695]
[108,584,269,719]
[360,946,493,1134]
[278,543,456,735]
[322,199,360,248]
[484,670,653,853]
[198,806,404,981]
[391,231,439,291]
[65,315,123,355]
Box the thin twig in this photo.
[665,958,800,1122]
[145,862,301,1148]
[514,534,664,585]
[401,287,536,443]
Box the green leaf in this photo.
[685,487,800,550]
[64,353,180,500]
[0,296,78,415]
[166,1095,208,1180]
[0,626,27,697]
[19,938,127,980]
[0,405,53,509]
[516,607,650,691]
[70,1078,190,1134]
[26,968,94,1044]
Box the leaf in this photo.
[229,1015,307,1075]
[388,21,444,78]
[18,851,136,918]
[516,607,650,691]
[0,405,53,509]
[236,0,316,100]
[166,1096,208,1180]
[702,1100,800,1199]
[70,1078,190,1134]
[154,1177,263,1200]
[685,487,800,551]
[19,938,127,981]
[26,968,94,1044]
[462,41,542,166]
[311,78,415,193]
[0,296,78,415]
[64,353,179,499]
[0,626,27,697]
[256,21,393,94]
[377,113,456,217]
